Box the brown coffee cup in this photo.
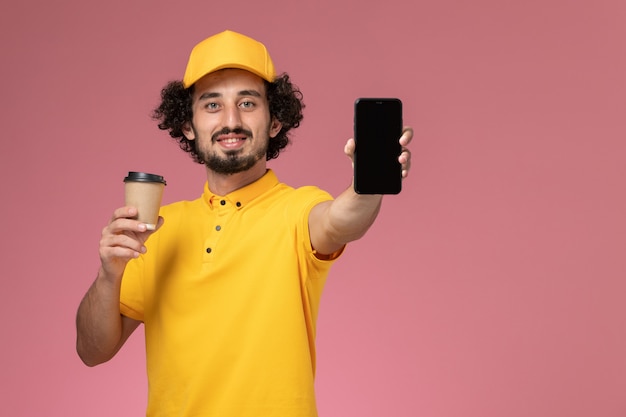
[123,172,166,230]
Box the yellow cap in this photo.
[182,30,276,88]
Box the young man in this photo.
[76,30,412,416]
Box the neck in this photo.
[205,163,267,196]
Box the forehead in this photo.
[192,68,267,98]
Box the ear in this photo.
[269,118,282,138]
[182,122,196,140]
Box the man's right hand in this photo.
[98,206,164,281]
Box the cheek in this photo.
[191,115,220,136]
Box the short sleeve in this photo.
[119,255,145,321]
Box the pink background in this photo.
[1,0,625,415]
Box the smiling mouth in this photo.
[217,137,246,144]
[216,136,247,152]
[212,127,253,144]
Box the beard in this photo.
[195,126,269,175]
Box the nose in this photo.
[223,103,243,129]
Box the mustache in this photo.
[211,127,253,142]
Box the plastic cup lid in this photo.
[123,172,167,185]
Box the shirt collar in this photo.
[202,169,279,210]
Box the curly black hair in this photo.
[151,73,304,164]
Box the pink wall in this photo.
[1,0,625,415]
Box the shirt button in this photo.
[236,202,242,207]
[206,247,212,254]
[220,200,226,206]
[215,225,221,231]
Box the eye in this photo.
[240,100,255,109]
[204,102,220,111]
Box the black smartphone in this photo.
[353,98,403,194]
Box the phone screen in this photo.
[353,98,403,194]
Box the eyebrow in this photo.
[197,89,263,101]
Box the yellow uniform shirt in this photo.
[120,170,342,417]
